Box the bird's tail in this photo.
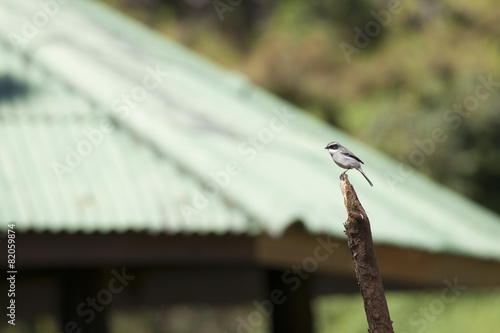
[357,166,373,187]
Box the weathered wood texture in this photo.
[340,174,394,333]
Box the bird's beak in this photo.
[324,146,328,149]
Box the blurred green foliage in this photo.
[100,0,500,214]
[316,289,500,332]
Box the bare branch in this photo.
[340,173,394,333]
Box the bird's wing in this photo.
[341,148,364,164]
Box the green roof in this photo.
[2,0,500,261]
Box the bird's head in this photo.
[325,142,340,151]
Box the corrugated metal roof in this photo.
[1,0,500,261]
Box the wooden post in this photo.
[60,268,109,333]
[340,174,394,333]
[268,269,313,333]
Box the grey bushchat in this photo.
[325,141,373,186]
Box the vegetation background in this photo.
[89,0,500,332]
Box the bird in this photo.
[325,141,373,186]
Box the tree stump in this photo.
[340,173,394,333]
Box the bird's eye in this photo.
[330,144,338,149]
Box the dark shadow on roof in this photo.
[0,75,31,103]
